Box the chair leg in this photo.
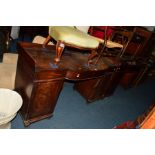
[43,35,51,48]
[55,41,65,63]
[88,50,98,64]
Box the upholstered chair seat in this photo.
[49,26,100,49]
[92,36,123,48]
[43,26,123,63]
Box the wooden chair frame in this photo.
[43,34,99,64]
[113,27,153,59]
[43,26,125,65]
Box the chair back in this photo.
[119,27,152,59]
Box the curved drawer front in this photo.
[65,70,112,81]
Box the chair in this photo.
[89,26,115,39]
[43,26,123,64]
[117,27,154,88]
[112,27,153,59]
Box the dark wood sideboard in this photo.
[15,42,122,126]
[74,57,123,102]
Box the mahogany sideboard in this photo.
[15,42,121,126]
[74,57,123,102]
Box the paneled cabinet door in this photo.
[27,80,64,120]
[74,71,122,102]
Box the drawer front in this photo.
[65,70,111,80]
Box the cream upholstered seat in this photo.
[48,26,99,49]
[43,26,123,63]
[0,53,18,90]
[92,36,123,48]
[43,26,101,63]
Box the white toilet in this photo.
[0,88,23,129]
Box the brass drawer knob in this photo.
[76,74,80,78]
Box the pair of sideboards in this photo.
[15,42,125,126]
[15,26,155,126]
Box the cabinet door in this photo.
[27,80,64,120]
[100,72,123,97]
[74,75,110,102]
[75,72,122,102]
[120,72,139,88]
[74,77,101,101]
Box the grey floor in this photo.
[11,77,155,129]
